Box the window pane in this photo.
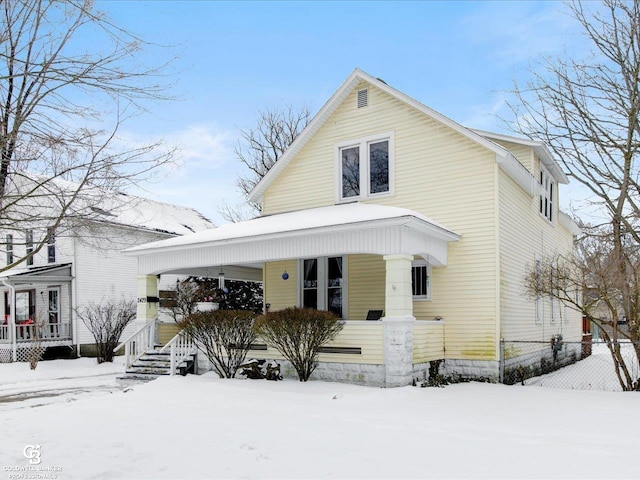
[328,288,342,318]
[15,292,30,321]
[327,257,343,318]
[303,289,317,310]
[341,146,360,198]
[412,265,428,297]
[369,140,389,194]
[303,259,318,309]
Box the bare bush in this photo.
[178,310,257,378]
[254,307,343,382]
[77,299,136,363]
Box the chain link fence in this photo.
[500,338,640,391]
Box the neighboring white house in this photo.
[0,180,214,362]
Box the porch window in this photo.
[47,227,55,263]
[337,133,394,202]
[26,230,33,266]
[15,290,35,322]
[412,260,431,300]
[6,234,13,265]
[300,256,344,318]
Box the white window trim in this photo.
[335,131,395,203]
[539,165,555,223]
[412,259,432,301]
[297,256,348,319]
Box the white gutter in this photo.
[2,278,16,362]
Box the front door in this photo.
[48,287,60,338]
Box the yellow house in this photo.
[125,69,582,387]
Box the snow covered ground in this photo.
[1,353,638,480]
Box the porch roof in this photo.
[0,263,73,285]
[125,203,460,276]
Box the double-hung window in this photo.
[6,234,13,266]
[47,227,55,263]
[412,260,431,300]
[300,256,345,318]
[25,230,33,266]
[540,166,554,222]
[337,133,394,201]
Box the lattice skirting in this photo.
[0,345,47,363]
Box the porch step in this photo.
[116,349,196,386]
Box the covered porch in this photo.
[126,203,460,386]
[0,264,74,362]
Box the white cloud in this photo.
[460,2,583,67]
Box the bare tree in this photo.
[510,0,640,389]
[221,105,310,221]
[0,0,175,271]
[178,310,257,378]
[525,230,640,390]
[162,278,201,323]
[77,298,136,363]
[254,307,343,382]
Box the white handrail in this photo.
[114,318,157,369]
[159,330,197,376]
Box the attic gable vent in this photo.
[357,88,368,108]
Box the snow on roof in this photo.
[14,173,214,236]
[125,202,459,254]
[94,192,214,236]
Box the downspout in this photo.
[72,233,79,357]
[2,278,16,362]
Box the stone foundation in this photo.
[442,359,500,381]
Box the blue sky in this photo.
[96,0,586,225]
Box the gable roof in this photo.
[472,129,569,184]
[248,68,565,203]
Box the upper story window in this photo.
[540,166,554,222]
[25,230,33,266]
[47,227,55,263]
[337,132,394,202]
[6,234,13,266]
[412,260,431,300]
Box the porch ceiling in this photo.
[124,203,460,276]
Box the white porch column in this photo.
[382,254,415,387]
[136,275,159,323]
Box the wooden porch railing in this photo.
[159,331,197,376]
[114,318,157,369]
[0,322,72,343]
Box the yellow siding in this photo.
[264,260,297,311]
[413,321,445,363]
[248,322,384,365]
[347,255,385,320]
[262,80,500,362]
[498,163,582,344]
[158,323,180,345]
[490,139,535,174]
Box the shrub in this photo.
[178,310,256,378]
[77,299,136,363]
[254,307,344,382]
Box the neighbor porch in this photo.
[0,264,73,362]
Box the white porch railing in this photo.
[159,330,197,376]
[114,318,157,369]
[0,322,72,343]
